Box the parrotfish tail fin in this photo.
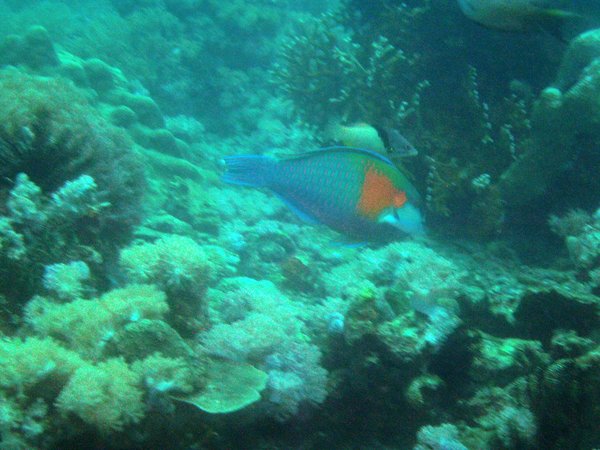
[222,155,276,187]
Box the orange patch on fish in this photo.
[357,166,407,218]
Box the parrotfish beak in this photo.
[378,203,425,236]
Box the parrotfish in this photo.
[223,147,424,240]
[325,121,418,159]
[457,0,581,33]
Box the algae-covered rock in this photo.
[555,29,600,91]
[530,345,600,448]
[405,373,445,411]
[23,26,59,69]
[143,149,205,181]
[500,41,600,205]
[0,26,58,70]
[146,128,181,155]
[57,56,88,87]
[108,105,137,128]
[118,92,164,128]
[513,287,599,344]
[550,329,595,359]
[471,333,549,385]
[105,319,194,362]
[136,213,195,237]
[177,360,268,414]
[83,58,124,94]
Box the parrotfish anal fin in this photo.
[330,240,367,248]
[275,194,320,225]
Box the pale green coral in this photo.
[0,337,85,391]
[132,352,195,395]
[119,235,213,335]
[56,358,144,432]
[42,260,90,301]
[120,235,210,290]
[177,360,268,414]
[25,284,168,359]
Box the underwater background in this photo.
[0,0,599,449]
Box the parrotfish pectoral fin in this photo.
[275,194,321,225]
[222,155,276,187]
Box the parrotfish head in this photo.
[377,202,425,236]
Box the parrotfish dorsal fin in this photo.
[278,146,398,168]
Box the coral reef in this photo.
[500,29,600,215]
[0,2,598,449]
[199,277,329,421]
[0,68,145,306]
[550,207,600,291]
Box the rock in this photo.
[24,26,59,69]
[554,29,600,91]
[514,287,599,344]
[471,333,550,385]
[83,58,121,94]
[105,319,194,362]
[108,105,138,128]
[120,92,165,128]
[0,26,59,69]
[405,373,445,411]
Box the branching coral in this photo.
[273,13,422,128]
[0,172,108,305]
[274,2,544,239]
[42,260,91,301]
[414,423,468,450]
[0,337,86,448]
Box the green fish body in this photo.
[223,147,424,240]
